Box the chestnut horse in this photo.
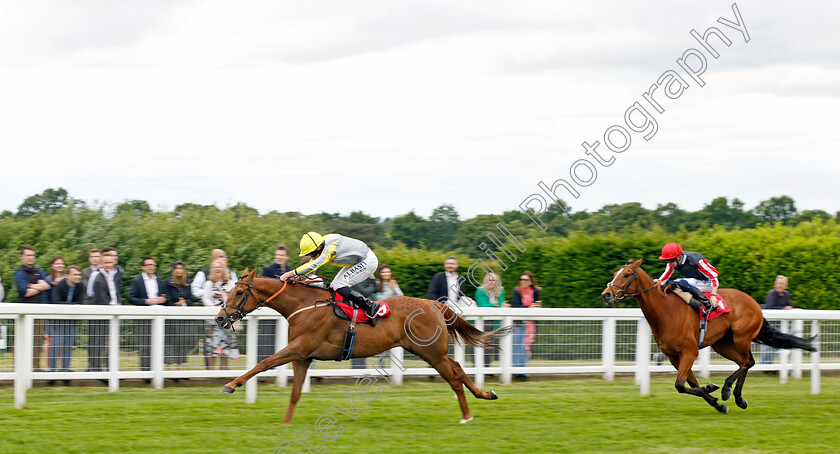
[215,268,510,423]
[601,259,816,413]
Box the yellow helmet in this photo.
[299,231,325,256]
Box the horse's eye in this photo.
[623,274,630,278]
[236,290,244,296]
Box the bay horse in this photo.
[601,259,816,413]
[215,268,511,423]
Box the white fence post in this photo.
[698,347,711,380]
[151,317,164,389]
[602,318,615,381]
[389,347,404,385]
[245,316,258,404]
[275,318,288,387]
[779,320,790,384]
[109,316,119,392]
[474,317,485,388]
[500,317,513,385]
[791,319,803,379]
[636,319,651,396]
[14,314,33,409]
[811,320,820,395]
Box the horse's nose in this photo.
[215,316,226,325]
[602,292,614,305]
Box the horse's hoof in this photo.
[706,383,720,394]
[736,398,748,409]
[459,417,473,424]
[220,386,235,394]
[489,391,498,400]
[721,387,731,401]
[717,405,729,415]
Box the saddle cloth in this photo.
[697,292,731,321]
[332,300,391,325]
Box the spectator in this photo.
[43,256,67,304]
[258,245,293,363]
[374,264,403,300]
[201,259,238,370]
[163,261,195,372]
[427,256,468,306]
[129,257,166,372]
[760,275,794,367]
[86,247,125,303]
[48,265,84,381]
[14,245,50,372]
[507,271,541,379]
[88,250,121,373]
[192,249,237,301]
[262,245,292,278]
[81,249,101,304]
[42,256,67,369]
[0,275,4,302]
[475,272,504,368]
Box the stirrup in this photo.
[365,302,381,320]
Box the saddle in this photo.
[696,292,731,349]
[330,292,391,361]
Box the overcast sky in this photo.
[1,0,837,220]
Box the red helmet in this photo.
[659,243,683,260]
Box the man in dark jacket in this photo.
[49,266,85,375]
[88,252,121,373]
[760,275,794,366]
[14,245,51,371]
[258,246,293,363]
[129,257,166,371]
[427,256,467,305]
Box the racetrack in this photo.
[1,374,838,453]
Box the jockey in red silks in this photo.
[653,243,719,316]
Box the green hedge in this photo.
[1,205,838,310]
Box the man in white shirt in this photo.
[129,257,166,372]
[88,252,121,373]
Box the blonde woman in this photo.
[475,272,504,368]
[202,259,238,370]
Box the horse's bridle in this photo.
[219,279,288,330]
[606,265,658,300]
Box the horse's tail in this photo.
[439,303,514,349]
[754,318,818,351]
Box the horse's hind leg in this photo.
[281,358,313,424]
[447,357,498,400]
[428,356,473,423]
[712,340,754,409]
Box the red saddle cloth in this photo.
[335,300,391,323]
[698,293,730,321]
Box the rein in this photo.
[220,280,288,331]
[607,265,658,300]
[220,278,332,329]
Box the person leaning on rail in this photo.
[279,231,381,324]
[652,242,719,316]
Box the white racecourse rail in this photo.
[0,304,837,409]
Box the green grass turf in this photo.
[0,374,838,453]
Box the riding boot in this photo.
[341,289,381,326]
[686,286,715,315]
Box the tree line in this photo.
[1,188,837,309]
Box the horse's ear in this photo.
[242,267,250,276]
[250,267,258,278]
[635,258,643,266]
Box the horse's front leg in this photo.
[671,352,728,414]
[281,358,313,423]
[221,341,308,393]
